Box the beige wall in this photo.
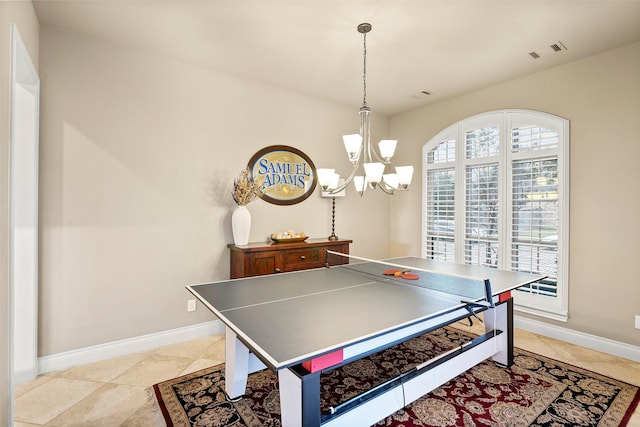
[0,1,39,424]
[34,12,640,361]
[38,26,393,356]
[390,41,640,346]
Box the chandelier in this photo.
[318,23,414,196]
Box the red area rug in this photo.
[153,327,639,426]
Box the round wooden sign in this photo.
[248,145,317,205]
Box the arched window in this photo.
[422,110,569,320]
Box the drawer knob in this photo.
[300,255,306,260]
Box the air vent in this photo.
[529,41,567,59]
[550,42,567,52]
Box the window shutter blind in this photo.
[428,139,456,164]
[464,127,500,267]
[465,164,499,267]
[465,127,500,159]
[511,125,559,296]
[425,168,455,261]
[511,125,559,152]
[425,139,456,261]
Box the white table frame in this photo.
[224,294,513,427]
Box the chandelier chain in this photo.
[362,30,367,108]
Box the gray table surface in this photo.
[188,257,544,369]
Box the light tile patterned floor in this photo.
[14,326,640,426]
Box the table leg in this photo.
[279,367,321,427]
[225,327,250,398]
[224,326,267,398]
[483,297,514,366]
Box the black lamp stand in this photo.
[328,196,338,241]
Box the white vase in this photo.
[232,205,251,245]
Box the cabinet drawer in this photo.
[246,252,279,277]
[282,248,324,271]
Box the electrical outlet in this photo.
[187,299,197,312]
[635,315,640,330]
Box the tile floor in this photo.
[13,324,640,426]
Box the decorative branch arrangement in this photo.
[232,168,263,206]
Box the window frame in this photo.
[422,110,569,321]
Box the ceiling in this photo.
[33,0,640,116]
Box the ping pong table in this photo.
[187,252,545,427]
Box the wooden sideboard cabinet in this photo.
[228,238,352,279]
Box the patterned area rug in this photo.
[153,327,639,426]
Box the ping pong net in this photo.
[325,250,493,306]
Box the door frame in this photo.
[10,22,40,388]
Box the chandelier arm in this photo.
[364,140,374,164]
[352,137,364,166]
[376,180,396,195]
[325,163,360,194]
[370,146,391,164]
[359,108,372,164]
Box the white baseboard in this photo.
[33,316,639,381]
[36,320,225,377]
[515,316,640,362]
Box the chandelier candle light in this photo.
[318,23,414,196]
